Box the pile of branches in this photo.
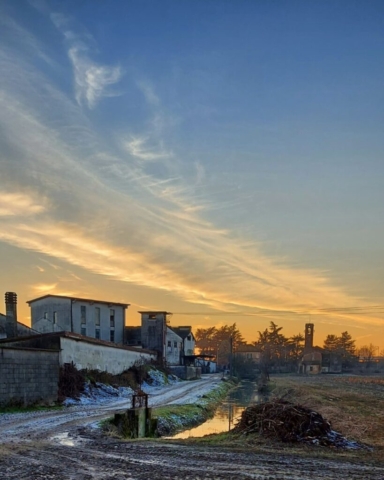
[58,362,85,402]
[234,400,335,445]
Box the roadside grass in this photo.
[152,378,236,436]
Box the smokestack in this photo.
[304,323,314,353]
[5,292,18,339]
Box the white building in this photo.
[27,294,129,344]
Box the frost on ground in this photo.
[63,382,134,406]
[63,368,179,406]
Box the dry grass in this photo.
[270,375,384,448]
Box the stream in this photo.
[172,380,268,439]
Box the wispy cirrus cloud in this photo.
[123,135,173,162]
[0,193,46,217]
[68,46,122,109]
[0,9,382,337]
[50,12,122,109]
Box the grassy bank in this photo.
[154,378,237,436]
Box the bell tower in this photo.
[304,323,314,353]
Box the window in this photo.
[167,340,171,348]
[81,327,86,336]
[187,335,191,341]
[94,307,100,326]
[110,330,115,342]
[174,341,177,348]
[81,306,86,324]
[247,353,252,359]
[95,328,100,340]
[44,312,48,319]
[53,312,57,324]
[110,309,115,328]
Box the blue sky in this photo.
[1,0,384,347]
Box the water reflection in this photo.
[171,380,267,439]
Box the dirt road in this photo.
[0,375,223,443]
[1,375,384,479]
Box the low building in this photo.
[172,326,196,364]
[28,294,129,344]
[0,331,156,375]
[236,344,261,363]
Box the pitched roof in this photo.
[27,294,130,308]
[171,326,195,340]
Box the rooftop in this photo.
[27,294,130,308]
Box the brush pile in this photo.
[233,400,364,448]
[58,362,85,402]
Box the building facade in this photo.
[28,295,129,344]
[137,312,195,365]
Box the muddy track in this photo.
[2,436,384,480]
[1,375,383,479]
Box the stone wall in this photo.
[0,347,60,406]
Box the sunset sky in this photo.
[1,1,384,349]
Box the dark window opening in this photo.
[81,306,86,324]
[95,307,100,326]
[95,328,100,340]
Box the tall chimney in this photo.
[5,292,18,338]
[304,323,314,353]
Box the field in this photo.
[269,374,384,448]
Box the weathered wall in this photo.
[32,297,72,333]
[0,347,59,406]
[165,328,182,366]
[59,337,156,375]
[71,301,125,344]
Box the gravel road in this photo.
[1,375,383,479]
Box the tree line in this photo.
[195,322,383,373]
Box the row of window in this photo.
[81,306,115,327]
[43,307,116,327]
[80,327,115,342]
[167,340,182,350]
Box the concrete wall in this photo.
[32,297,72,333]
[0,347,59,406]
[165,327,182,365]
[183,335,195,356]
[59,337,156,375]
[71,301,125,344]
[141,313,166,358]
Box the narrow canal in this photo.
[172,380,267,439]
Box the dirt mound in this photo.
[233,400,365,448]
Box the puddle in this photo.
[171,380,267,439]
[50,432,77,447]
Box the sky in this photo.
[1,0,384,350]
